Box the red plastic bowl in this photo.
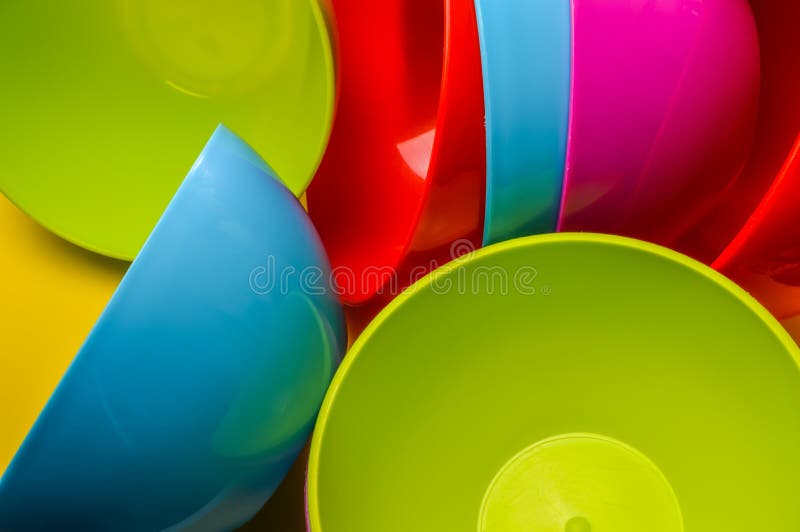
[677,0,800,343]
[676,0,800,263]
[308,0,485,305]
[714,136,800,339]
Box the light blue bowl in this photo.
[475,0,572,245]
[0,125,346,531]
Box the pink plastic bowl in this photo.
[558,0,760,247]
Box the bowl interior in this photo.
[309,234,800,531]
[0,0,335,260]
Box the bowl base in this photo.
[478,433,683,532]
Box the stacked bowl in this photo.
[308,0,762,309]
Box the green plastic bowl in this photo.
[0,0,334,260]
[308,234,800,532]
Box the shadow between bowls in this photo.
[0,125,346,531]
[307,0,486,306]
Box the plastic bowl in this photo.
[0,0,335,260]
[695,0,800,345]
[714,136,800,343]
[676,0,800,263]
[308,234,800,531]
[0,126,346,531]
[474,0,571,245]
[0,195,125,478]
[307,0,485,305]
[559,0,760,247]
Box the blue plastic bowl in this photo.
[475,0,572,245]
[0,125,346,531]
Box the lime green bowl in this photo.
[0,0,334,260]
[308,234,800,532]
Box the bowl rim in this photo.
[305,0,337,193]
[714,134,800,270]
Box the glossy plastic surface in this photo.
[307,0,486,305]
[715,136,800,342]
[0,0,335,260]
[308,234,800,532]
[676,0,800,263]
[0,126,346,531]
[479,434,683,531]
[0,195,126,477]
[474,0,571,245]
[559,0,759,246]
